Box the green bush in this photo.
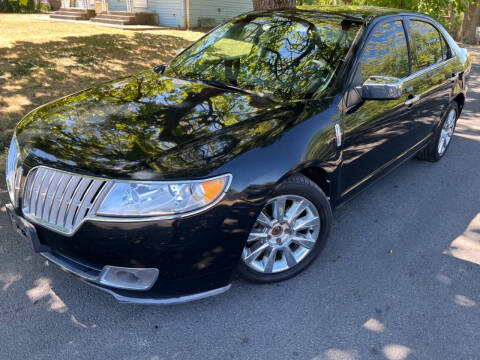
[39,1,50,12]
[0,0,39,12]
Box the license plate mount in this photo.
[5,203,49,253]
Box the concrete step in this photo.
[52,8,95,19]
[50,14,85,20]
[58,7,87,12]
[94,14,135,21]
[107,11,134,16]
[53,11,85,16]
[90,17,135,25]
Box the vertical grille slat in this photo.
[24,168,39,210]
[36,170,55,220]
[41,172,63,222]
[73,180,105,228]
[64,178,92,230]
[47,174,69,224]
[30,167,48,215]
[22,168,35,210]
[55,176,82,227]
[22,167,110,235]
[51,175,74,224]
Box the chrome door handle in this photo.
[405,94,420,106]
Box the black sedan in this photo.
[5,6,470,304]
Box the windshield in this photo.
[167,14,360,100]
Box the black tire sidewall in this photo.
[237,176,332,283]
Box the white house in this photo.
[110,0,253,27]
[52,0,254,28]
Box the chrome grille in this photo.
[22,167,109,235]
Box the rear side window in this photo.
[441,35,451,60]
[409,20,443,71]
[357,20,410,82]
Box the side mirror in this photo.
[153,64,166,74]
[357,76,403,100]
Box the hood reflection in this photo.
[17,71,299,179]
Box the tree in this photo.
[459,0,480,44]
[361,0,479,44]
[252,0,296,10]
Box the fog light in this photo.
[99,266,159,291]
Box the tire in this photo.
[237,173,333,283]
[416,101,459,162]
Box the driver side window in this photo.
[348,20,410,105]
[358,20,410,83]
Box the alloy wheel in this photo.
[242,195,320,274]
[438,108,457,156]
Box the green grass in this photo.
[0,14,204,184]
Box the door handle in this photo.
[405,94,420,106]
[450,73,458,83]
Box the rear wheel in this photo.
[417,102,459,162]
[238,174,332,283]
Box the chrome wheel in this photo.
[242,195,320,274]
[438,108,457,156]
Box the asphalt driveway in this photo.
[1,50,479,360]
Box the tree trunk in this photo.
[460,0,480,44]
[448,1,455,24]
[252,0,296,10]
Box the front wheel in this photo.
[237,174,332,283]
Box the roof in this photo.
[268,5,420,25]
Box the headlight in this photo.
[5,133,22,207]
[96,174,232,217]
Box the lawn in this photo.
[0,14,204,179]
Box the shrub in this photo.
[39,1,50,11]
[0,0,39,12]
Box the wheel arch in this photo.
[453,93,465,115]
[299,166,332,201]
[270,164,336,208]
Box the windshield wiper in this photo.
[157,67,276,102]
[196,79,275,102]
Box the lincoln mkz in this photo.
[5,7,470,303]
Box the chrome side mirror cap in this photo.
[358,76,403,100]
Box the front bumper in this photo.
[41,251,231,304]
[5,200,255,304]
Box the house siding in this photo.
[107,0,126,12]
[107,0,184,27]
[103,0,250,28]
[147,0,184,27]
[189,0,252,27]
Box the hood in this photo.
[16,71,300,180]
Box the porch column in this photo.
[126,0,132,13]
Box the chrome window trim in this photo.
[22,166,232,237]
[404,16,457,81]
[345,15,457,102]
[403,54,456,82]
